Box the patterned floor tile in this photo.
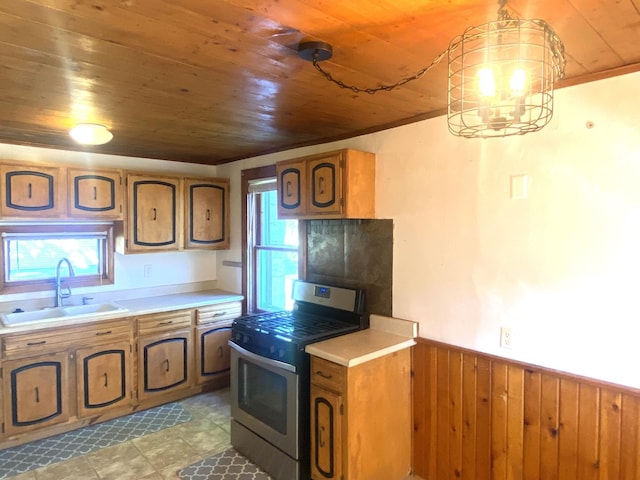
[178,449,272,480]
[0,402,192,480]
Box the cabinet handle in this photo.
[103,372,108,388]
[27,183,32,199]
[318,176,325,195]
[35,386,40,403]
[315,370,333,379]
[319,425,326,447]
[217,346,224,358]
[27,340,47,346]
[206,208,211,221]
[158,320,173,326]
[164,359,170,372]
[152,207,157,221]
[95,330,113,336]
[286,180,292,197]
[213,312,226,317]
[93,186,97,201]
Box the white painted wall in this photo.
[217,71,640,389]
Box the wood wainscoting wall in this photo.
[412,338,640,480]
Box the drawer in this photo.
[138,310,192,335]
[196,302,241,325]
[311,356,345,392]
[3,320,132,358]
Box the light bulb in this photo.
[510,69,526,97]
[477,68,496,97]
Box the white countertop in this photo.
[0,290,243,334]
[305,314,418,367]
[114,290,243,317]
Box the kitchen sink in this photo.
[0,302,128,327]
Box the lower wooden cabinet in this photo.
[310,350,412,480]
[195,324,231,385]
[194,301,240,387]
[2,352,71,437]
[76,341,132,418]
[137,310,194,402]
[0,300,239,448]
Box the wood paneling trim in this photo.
[413,338,640,480]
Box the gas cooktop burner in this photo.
[234,310,359,343]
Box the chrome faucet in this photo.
[55,258,75,307]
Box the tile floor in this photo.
[4,388,233,480]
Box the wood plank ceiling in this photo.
[0,0,639,166]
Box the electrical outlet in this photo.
[143,264,152,277]
[500,326,513,349]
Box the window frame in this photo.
[0,223,115,295]
[241,165,303,314]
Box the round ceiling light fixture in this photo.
[69,123,113,146]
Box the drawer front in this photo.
[311,357,345,392]
[3,320,131,358]
[196,302,241,325]
[138,310,192,335]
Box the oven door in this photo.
[229,341,300,459]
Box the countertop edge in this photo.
[0,290,243,334]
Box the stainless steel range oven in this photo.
[229,280,366,480]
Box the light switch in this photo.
[510,175,528,200]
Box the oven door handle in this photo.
[229,341,297,374]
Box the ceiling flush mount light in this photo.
[69,123,113,146]
[447,0,566,138]
[298,0,565,138]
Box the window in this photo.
[242,166,298,313]
[0,224,114,294]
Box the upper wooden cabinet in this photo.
[0,164,64,218]
[123,173,181,253]
[276,149,375,220]
[183,177,229,250]
[67,168,123,220]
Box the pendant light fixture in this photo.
[447,0,566,137]
[69,123,113,146]
[298,0,565,139]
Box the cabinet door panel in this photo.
[308,156,342,215]
[3,353,70,436]
[196,325,231,384]
[129,176,179,250]
[77,341,132,417]
[276,159,306,217]
[311,385,343,480]
[69,169,122,219]
[185,179,229,249]
[1,166,62,217]
[139,329,192,401]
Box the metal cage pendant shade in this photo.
[447,8,566,138]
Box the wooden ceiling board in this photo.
[0,0,638,164]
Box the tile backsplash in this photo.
[305,219,393,316]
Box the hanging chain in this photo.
[310,0,565,94]
[310,43,455,95]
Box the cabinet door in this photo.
[76,341,132,418]
[195,324,231,385]
[184,178,229,249]
[2,352,71,436]
[307,153,343,216]
[127,174,180,252]
[0,165,63,217]
[276,158,306,217]
[310,385,343,480]
[138,328,192,401]
[68,168,123,219]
